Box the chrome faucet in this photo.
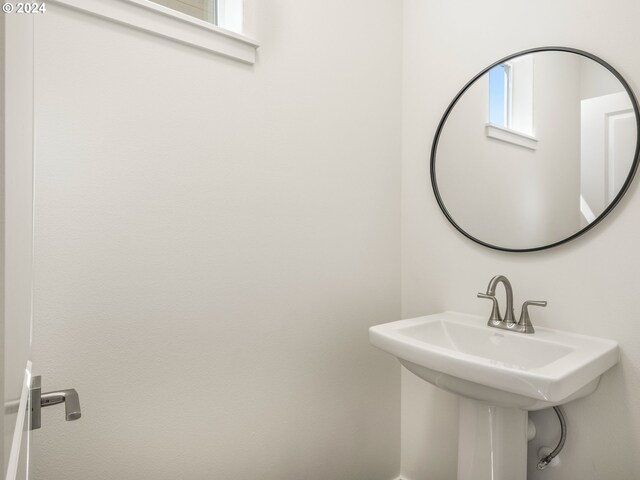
[477,275,547,334]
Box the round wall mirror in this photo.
[431,47,640,252]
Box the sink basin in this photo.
[371,311,619,480]
[370,311,619,410]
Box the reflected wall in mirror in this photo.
[431,48,640,251]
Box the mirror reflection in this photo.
[432,49,639,251]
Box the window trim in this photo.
[485,123,539,150]
[48,0,259,64]
[503,62,513,127]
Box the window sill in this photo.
[485,123,538,150]
[49,0,259,64]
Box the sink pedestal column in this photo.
[457,398,528,480]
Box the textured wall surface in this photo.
[31,1,640,479]
[31,2,401,479]
[401,0,640,479]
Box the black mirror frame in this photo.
[430,46,640,252]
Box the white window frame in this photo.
[48,0,259,64]
[216,0,243,34]
[485,123,539,150]
[486,59,538,150]
[503,62,513,128]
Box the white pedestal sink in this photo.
[370,312,619,480]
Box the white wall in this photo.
[402,1,640,479]
[31,2,401,479]
[580,56,625,100]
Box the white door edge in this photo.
[5,361,31,480]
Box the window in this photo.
[151,0,217,24]
[489,63,512,128]
[149,0,243,33]
[53,0,257,64]
[486,56,536,149]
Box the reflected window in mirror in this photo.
[489,63,512,127]
[488,56,534,140]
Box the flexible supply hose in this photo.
[537,406,567,470]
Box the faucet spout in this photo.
[486,275,516,324]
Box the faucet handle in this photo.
[518,300,547,334]
[477,293,502,325]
